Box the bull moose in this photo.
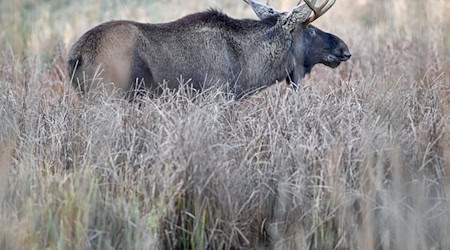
[68,0,350,99]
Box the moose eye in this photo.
[309,29,316,36]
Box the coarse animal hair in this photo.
[68,1,351,99]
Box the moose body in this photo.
[68,0,350,99]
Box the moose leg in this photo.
[129,54,156,99]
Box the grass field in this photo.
[1,0,450,249]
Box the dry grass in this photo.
[1,0,450,249]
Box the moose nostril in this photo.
[343,51,351,59]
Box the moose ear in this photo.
[242,0,280,20]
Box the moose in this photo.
[68,0,351,99]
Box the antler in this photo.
[242,0,280,20]
[302,0,336,25]
[280,0,315,31]
[242,0,335,31]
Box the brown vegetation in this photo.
[0,0,449,249]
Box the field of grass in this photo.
[1,0,450,249]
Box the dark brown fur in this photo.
[69,10,350,99]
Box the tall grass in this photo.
[1,0,449,249]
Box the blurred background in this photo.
[1,0,449,55]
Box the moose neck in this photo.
[232,19,296,98]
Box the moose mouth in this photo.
[324,60,341,68]
[322,54,351,68]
